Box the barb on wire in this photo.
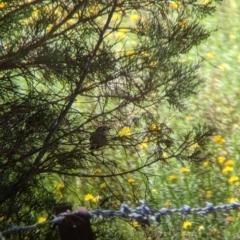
[1,201,240,237]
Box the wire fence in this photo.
[1,201,240,237]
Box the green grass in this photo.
[139,1,240,239]
[2,1,239,239]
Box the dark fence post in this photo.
[54,205,95,240]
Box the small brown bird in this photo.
[89,126,109,154]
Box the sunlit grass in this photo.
[143,0,240,238]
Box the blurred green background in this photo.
[145,0,240,238]
[1,0,240,239]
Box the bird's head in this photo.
[95,126,110,133]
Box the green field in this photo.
[1,1,240,239]
[144,1,240,239]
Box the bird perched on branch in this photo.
[89,126,109,154]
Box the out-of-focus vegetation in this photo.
[145,0,240,239]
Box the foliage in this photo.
[0,0,223,239]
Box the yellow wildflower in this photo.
[238,54,240,62]
[115,31,126,40]
[224,160,235,167]
[229,34,236,40]
[228,176,239,183]
[56,183,65,191]
[130,13,140,22]
[0,3,5,9]
[53,7,63,18]
[151,123,157,130]
[151,189,158,194]
[185,116,194,122]
[139,142,148,149]
[115,6,122,12]
[150,61,157,68]
[141,51,149,58]
[88,4,99,16]
[38,217,47,223]
[118,28,128,33]
[222,166,233,174]
[132,220,140,227]
[66,19,76,26]
[168,175,178,182]
[75,98,81,104]
[93,195,102,203]
[182,220,192,229]
[207,51,215,59]
[170,1,180,10]
[100,183,106,189]
[178,18,188,28]
[162,152,169,158]
[127,178,135,184]
[203,160,209,167]
[228,197,238,203]
[202,0,210,5]
[31,8,39,20]
[225,216,234,222]
[180,167,190,174]
[112,13,120,21]
[217,156,226,164]
[164,200,172,207]
[211,228,220,236]
[218,63,227,72]
[131,41,137,46]
[94,169,102,174]
[46,24,53,33]
[151,92,157,98]
[205,190,212,198]
[125,50,134,56]
[190,143,199,149]
[84,193,94,201]
[198,225,205,231]
[213,135,225,144]
[150,123,161,131]
[118,127,131,137]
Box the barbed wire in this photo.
[1,201,240,236]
